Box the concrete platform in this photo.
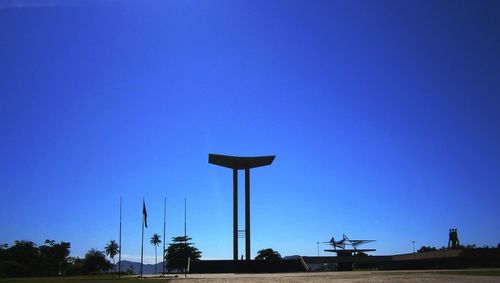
[166,269,500,282]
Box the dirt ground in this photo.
[164,269,500,283]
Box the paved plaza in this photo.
[163,269,500,283]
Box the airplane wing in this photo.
[322,237,335,244]
[350,240,375,245]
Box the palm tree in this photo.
[150,233,162,274]
[105,240,119,271]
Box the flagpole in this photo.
[184,197,187,240]
[118,197,122,277]
[184,197,187,275]
[162,197,166,275]
[141,198,145,277]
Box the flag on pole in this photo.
[143,200,148,228]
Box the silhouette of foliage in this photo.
[150,234,161,274]
[0,244,7,260]
[0,240,70,277]
[6,241,39,275]
[0,261,27,277]
[417,246,437,253]
[104,240,119,270]
[415,243,500,253]
[255,248,282,260]
[64,257,85,276]
[83,249,111,274]
[463,244,477,249]
[38,239,71,276]
[164,236,201,272]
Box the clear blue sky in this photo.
[1,0,499,262]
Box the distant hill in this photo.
[117,260,165,275]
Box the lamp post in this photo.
[316,242,320,257]
[412,240,415,253]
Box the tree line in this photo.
[417,242,500,253]
[1,235,286,278]
[0,240,113,277]
[0,234,203,278]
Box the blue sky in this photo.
[1,0,499,262]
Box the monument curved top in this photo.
[209,153,275,169]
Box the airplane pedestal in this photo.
[336,251,353,271]
[324,249,376,271]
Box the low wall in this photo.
[190,259,307,273]
[304,249,500,271]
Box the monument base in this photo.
[190,259,307,273]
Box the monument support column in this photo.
[233,168,238,261]
[245,167,250,261]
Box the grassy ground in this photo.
[0,275,143,283]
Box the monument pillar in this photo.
[245,167,250,261]
[233,168,238,261]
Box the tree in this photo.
[417,246,437,253]
[150,234,161,274]
[38,240,71,276]
[0,243,8,262]
[64,257,85,276]
[104,240,119,271]
[6,241,39,276]
[165,236,201,272]
[255,248,282,260]
[83,249,111,274]
[0,240,72,277]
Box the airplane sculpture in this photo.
[324,234,375,253]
